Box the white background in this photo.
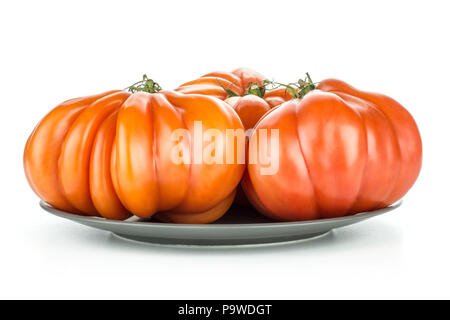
[0,0,449,299]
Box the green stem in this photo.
[243,80,271,98]
[271,72,317,99]
[126,75,162,93]
[306,72,313,85]
[216,79,239,97]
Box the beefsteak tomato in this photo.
[243,78,422,221]
[176,68,290,129]
[24,77,245,223]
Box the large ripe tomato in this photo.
[176,68,290,129]
[24,77,245,223]
[243,78,422,221]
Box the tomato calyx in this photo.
[126,75,162,93]
[243,80,272,98]
[229,73,317,100]
[296,73,317,98]
[216,78,240,97]
[216,78,272,99]
[273,72,317,99]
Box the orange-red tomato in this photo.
[176,68,263,100]
[176,68,291,129]
[243,78,422,221]
[224,95,272,130]
[24,89,245,223]
[263,87,293,108]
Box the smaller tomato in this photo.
[225,95,272,130]
[263,87,292,107]
[176,68,291,129]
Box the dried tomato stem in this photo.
[271,72,317,99]
[126,75,162,93]
[216,79,239,97]
[243,80,272,98]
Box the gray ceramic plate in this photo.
[40,201,401,246]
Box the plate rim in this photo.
[39,200,402,229]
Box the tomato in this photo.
[224,95,272,130]
[263,87,291,108]
[243,78,422,221]
[24,78,245,223]
[176,68,291,129]
[176,68,263,100]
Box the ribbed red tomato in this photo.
[243,78,422,221]
[176,68,290,129]
[24,79,245,223]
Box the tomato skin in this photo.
[154,190,236,224]
[176,68,289,129]
[23,90,119,213]
[230,67,266,88]
[59,91,132,215]
[243,79,422,221]
[24,90,245,223]
[225,95,272,130]
[90,111,130,220]
[263,87,292,107]
[176,68,264,100]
